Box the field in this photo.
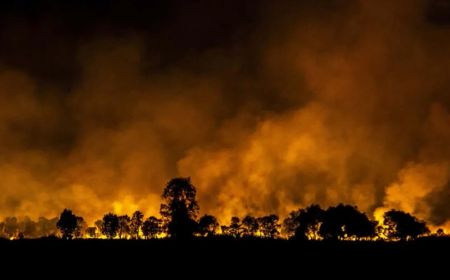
[1,237,448,274]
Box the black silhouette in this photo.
[130,211,144,239]
[118,215,131,239]
[198,214,219,237]
[284,204,325,240]
[56,209,80,240]
[74,216,86,238]
[242,215,259,237]
[160,177,199,239]
[320,204,376,240]
[258,215,280,238]
[142,216,163,239]
[1,177,446,243]
[222,216,242,237]
[101,213,120,239]
[383,209,430,240]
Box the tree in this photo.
[197,215,219,237]
[160,177,199,239]
[383,210,429,240]
[74,216,86,238]
[142,216,163,239]
[242,215,259,237]
[220,217,241,237]
[56,209,79,240]
[320,204,376,240]
[130,211,144,239]
[258,215,280,239]
[101,213,120,239]
[118,215,131,239]
[283,204,325,240]
[85,227,97,238]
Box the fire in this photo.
[0,0,448,234]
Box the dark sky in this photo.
[0,0,448,87]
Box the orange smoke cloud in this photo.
[0,0,448,229]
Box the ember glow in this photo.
[0,1,449,234]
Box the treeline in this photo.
[1,178,447,241]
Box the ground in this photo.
[0,237,447,275]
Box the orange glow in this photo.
[0,0,449,236]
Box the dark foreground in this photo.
[1,237,448,275]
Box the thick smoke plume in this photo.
[0,0,448,228]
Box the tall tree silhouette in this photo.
[383,210,429,240]
[242,215,259,237]
[56,209,79,240]
[320,204,376,240]
[142,216,163,239]
[102,213,120,239]
[160,177,199,239]
[258,215,280,238]
[130,211,144,239]
[74,216,86,238]
[283,204,325,240]
[118,215,131,239]
[229,217,242,237]
[198,214,219,237]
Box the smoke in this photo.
[0,0,448,228]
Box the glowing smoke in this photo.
[0,0,448,228]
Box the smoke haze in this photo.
[0,0,448,228]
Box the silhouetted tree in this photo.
[102,213,120,239]
[283,204,325,240]
[160,177,199,239]
[258,215,280,238]
[230,217,242,237]
[242,215,259,237]
[320,204,376,240]
[57,209,79,240]
[436,228,445,237]
[74,216,86,238]
[130,211,144,239]
[118,215,131,239]
[142,216,163,239]
[197,214,219,237]
[221,217,242,237]
[86,227,97,238]
[383,210,429,240]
